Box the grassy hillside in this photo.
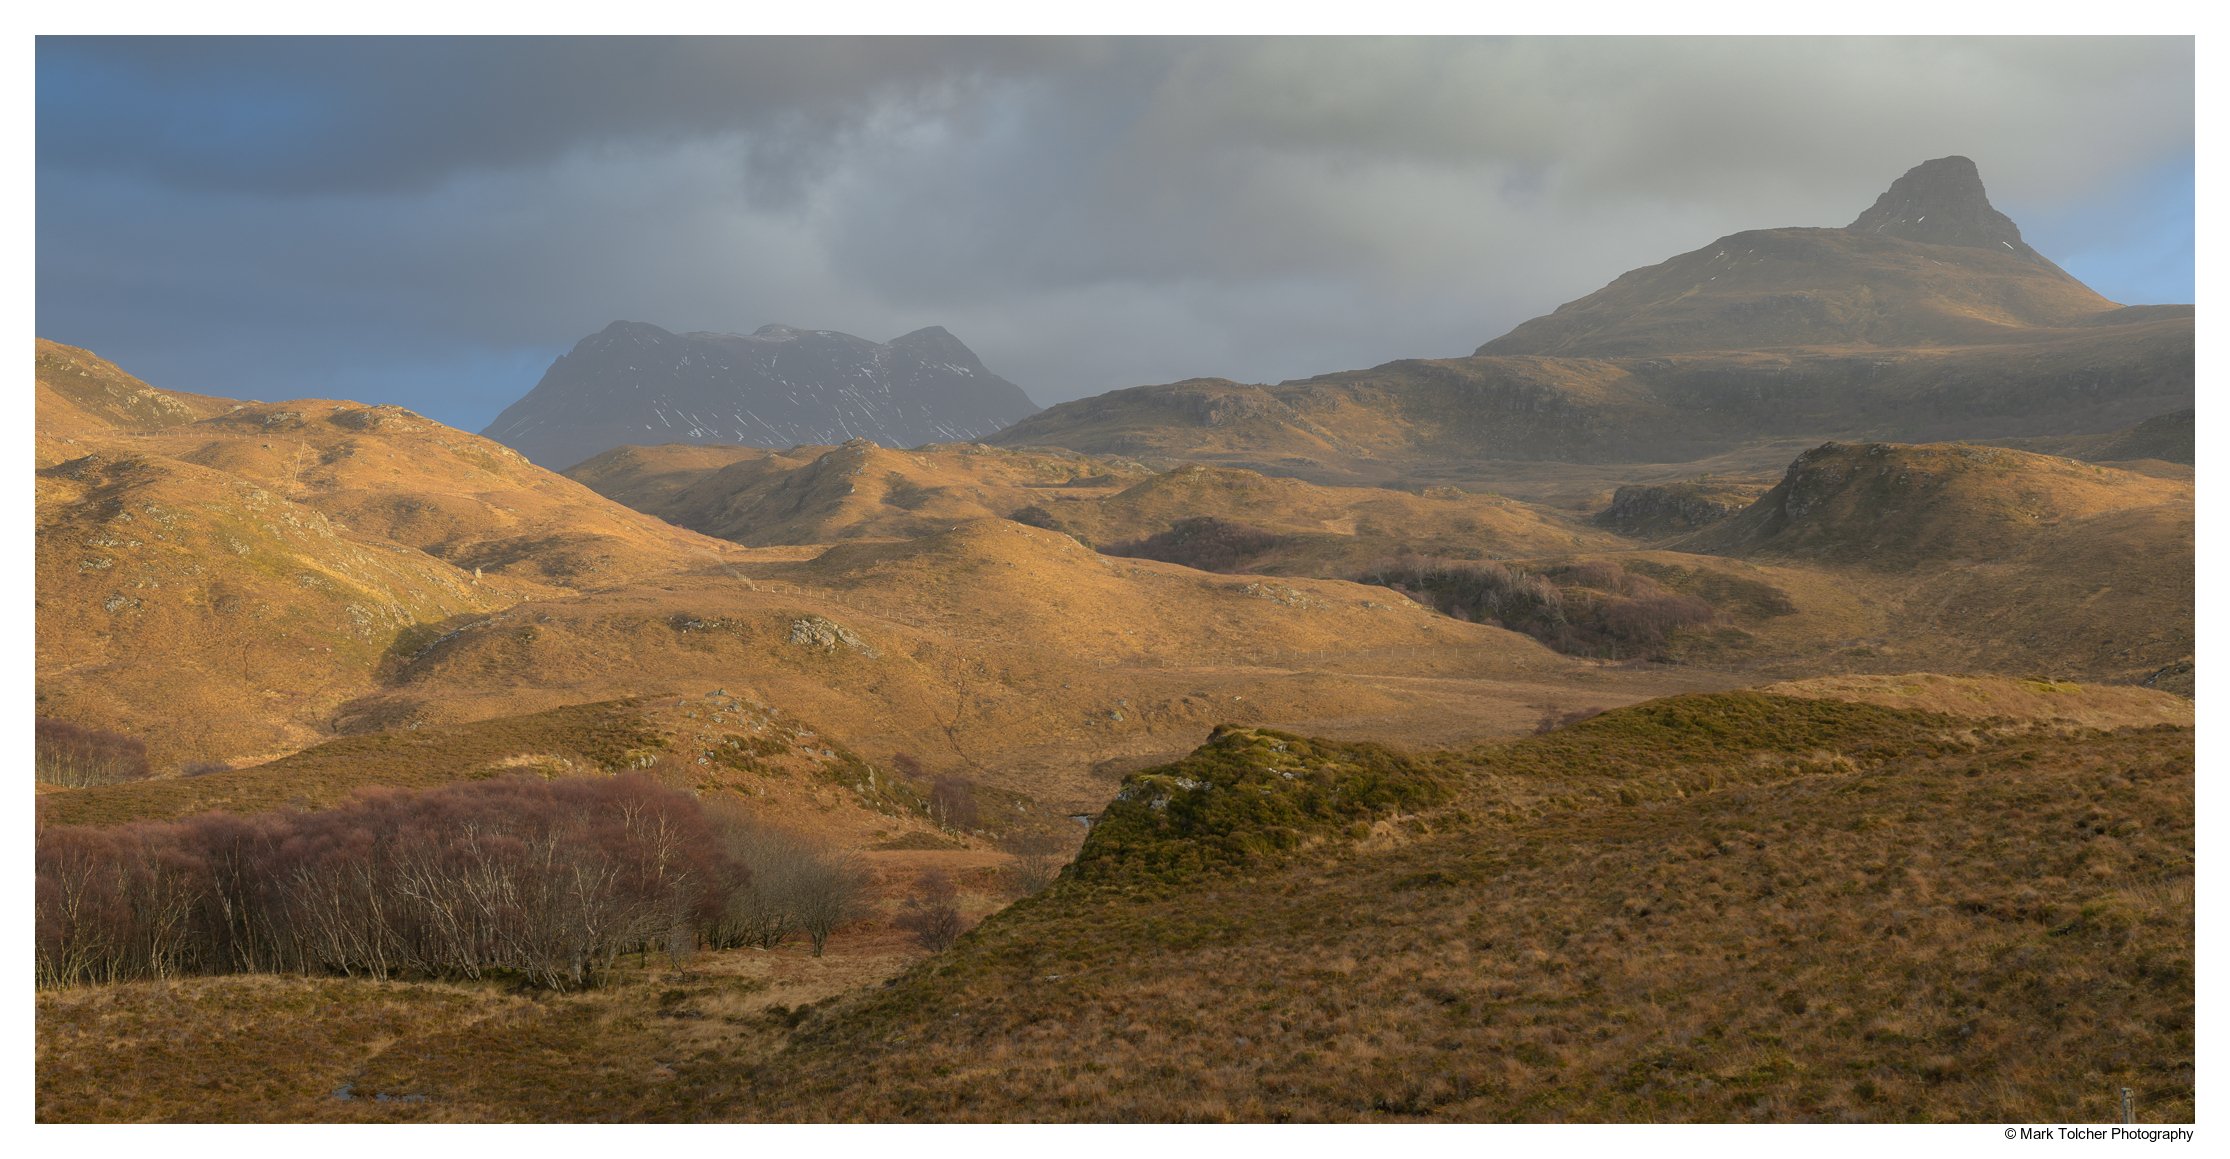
[34,342,760,769]
[38,684,2190,1122]
[333,519,1713,812]
[36,339,238,443]
[1674,442,2189,566]
[731,691,2194,1122]
[566,441,1613,569]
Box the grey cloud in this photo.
[37,36,2193,428]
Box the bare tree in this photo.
[792,848,873,957]
[997,829,1071,897]
[894,869,966,952]
[927,775,980,832]
[34,719,151,788]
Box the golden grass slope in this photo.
[569,440,1616,567]
[33,341,753,769]
[1675,442,2190,566]
[1760,673,2192,729]
[36,691,983,854]
[36,338,238,443]
[567,439,1153,546]
[725,692,2194,1122]
[38,687,2188,1122]
[331,517,1730,812]
[36,448,513,768]
[1655,442,2191,688]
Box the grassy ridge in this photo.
[734,693,2192,1121]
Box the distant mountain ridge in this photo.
[1476,156,2111,357]
[994,156,2191,473]
[482,321,1040,469]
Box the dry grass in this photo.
[1761,674,2192,730]
[35,343,752,771]
[38,690,2192,1123]
[34,847,1016,1123]
[731,694,2193,1123]
[569,440,1618,569]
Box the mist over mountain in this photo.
[480,321,1040,469]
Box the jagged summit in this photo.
[481,321,1041,469]
[1471,156,2114,358]
[1846,155,2048,264]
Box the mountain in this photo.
[992,157,2192,474]
[481,321,1042,469]
[1477,156,2112,356]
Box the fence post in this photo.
[2121,1086,2133,1124]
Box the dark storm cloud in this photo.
[36,36,2194,426]
[37,37,1090,197]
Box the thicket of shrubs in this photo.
[1102,517,1287,573]
[1356,557,1717,660]
[697,800,871,958]
[35,774,869,990]
[35,719,152,788]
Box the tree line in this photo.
[35,774,870,990]
[35,718,152,788]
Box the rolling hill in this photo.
[567,439,1618,566]
[37,341,1731,798]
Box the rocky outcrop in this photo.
[1593,481,1764,538]
[788,615,877,658]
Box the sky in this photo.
[35,36,2196,431]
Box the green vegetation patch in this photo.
[1072,727,1448,885]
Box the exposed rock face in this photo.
[1847,155,2050,264]
[788,615,877,657]
[1593,481,1763,538]
[482,321,1040,469]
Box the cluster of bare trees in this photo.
[698,800,871,957]
[997,830,1070,896]
[35,718,152,788]
[36,775,871,990]
[894,870,966,951]
[1103,516,1287,573]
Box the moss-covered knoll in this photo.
[1072,727,1448,886]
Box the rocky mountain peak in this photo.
[1847,155,2043,262]
[482,321,1039,468]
